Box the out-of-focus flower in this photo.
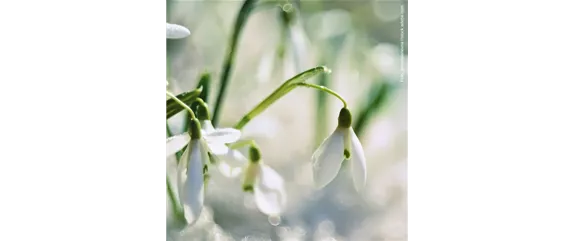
[167,22,190,39]
[242,145,287,216]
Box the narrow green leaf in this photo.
[212,0,260,126]
[167,176,186,224]
[166,88,203,119]
[353,79,395,137]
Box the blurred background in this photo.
[167,0,407,240]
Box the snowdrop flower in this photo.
[166,22,191,39]
[209,146,247,178]
[242,145,287,216]
[165,114,241,158]
[177,119,209,225]
[194,101,241,156]
[311,107,367,191]
[196,99,247,178]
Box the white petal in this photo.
[216,161,243,178]
[200,120,215,134]
[254,164,287,215]
[176,145,191,208]
[166,23,190,39]
[203,128,241,144]
[211,149,247,178]
[219,149,248,168]
[349,128,367,191]
[166,133,190,157]
[178,140,205,225]
[206,143,229,155]
[311,129,346,189]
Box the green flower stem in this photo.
[212,0,259,126]
[256,1,281,11]
[166,91,196,119]
[314,70,329,146]
[228,139,256,149]
[184,73,211,132]
[234,66,331,129]
[353,80,394,137]
[295,82,348,108]
[167,175,186,224]
[166,88,203,119]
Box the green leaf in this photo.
[166,88,203,119]
[212,0,260,126]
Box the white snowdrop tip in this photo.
[166,22,190,39]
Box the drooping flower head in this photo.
[311,107,367,191]
[242,145,287,216]
[177,118,208,225]
[165,97,245,227]
[165,104,241,159]
[195,99,247,178]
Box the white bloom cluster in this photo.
[166,109,366,227]
[165,23,367,230]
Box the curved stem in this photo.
[233,66,330,130]
[295,82,348,108]
[228,139,256,150]
[166,91,196,119]
[212,0,259,126]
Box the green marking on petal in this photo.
[243,185,254,192]
[344,149,351,159]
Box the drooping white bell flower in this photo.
[200,119,246,177]
[166,22,191,39]
[177,119,209,225]
[165,123,241,158]
[311,107,367,191]
[191,99,248,178]
[242,145,287,216]
[166,99,245,179]
[214,149,248,178]
[198,119,241,155]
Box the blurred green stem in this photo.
[314,69,329,145]
[166,91,196,119]
[234,66,331,129]
[228,139,256,149]
[167,176,186,224]
[353,80,393,137]
[212,0,259,126]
